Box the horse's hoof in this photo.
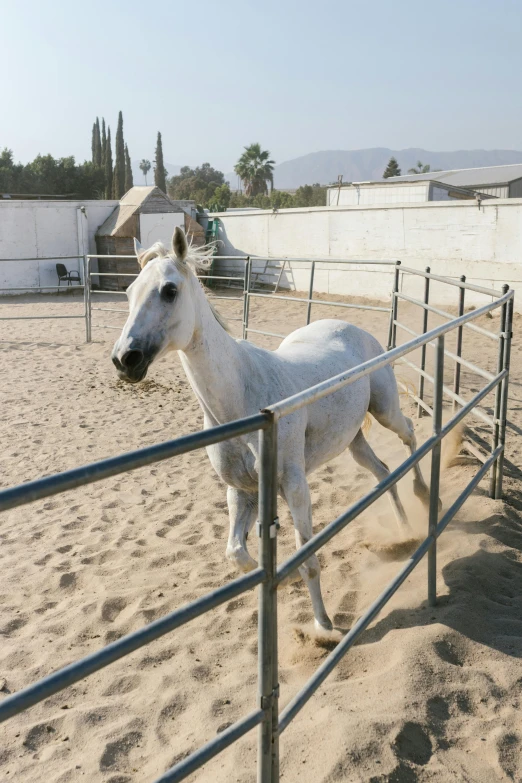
[314,617,333,634]
[226,546,258,573]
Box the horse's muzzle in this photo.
[112,348,150,383]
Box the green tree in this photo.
[293,183,326,207]
[0,148,23,191]
[383,157,401,178]
[101,118,107,165]
[0,148,105,198]
[270,190,295,209]
[104,127,113,199]
[167,162,226,207]
[124,144,133,192]
[207,183,231,212]
[91,123,97,165]
[408,160,431,175]
[139,159,151,185]
[234,143,275,197]
[113,111,125,198]
[154,131,167,192]
[93,117,102,167]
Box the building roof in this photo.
[364,164,522,188]
[97,186,182,237]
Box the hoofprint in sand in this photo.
[0,285,520,782]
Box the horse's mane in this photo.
[140,240,229,332]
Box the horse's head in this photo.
[112,227,204,383]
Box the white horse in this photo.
[112,228,431,632]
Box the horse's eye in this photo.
[161,283,177,302]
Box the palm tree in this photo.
[234,143,275,197]
[139,159,151,185]
[408,160,431,175]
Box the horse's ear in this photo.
[134,238,147,269]
[172,226,188,262]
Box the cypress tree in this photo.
[94,117,102,167]
[124,144,134,192]
[101,118,107,165]
[383,157,402,178]
[104,127,113,199]
[154,131,167,192]
[113,111,125,199]
[91,122,96,164]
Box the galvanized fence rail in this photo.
[84,255,251,340]
[0,273,513,781]
[240,256,398,340]
[0,255,86,326]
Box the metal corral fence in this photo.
[80,254,251,341]
[0,257,514,780]
[83,254,398,343]
[0,255,86,327]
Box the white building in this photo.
[327,163,522,206]
[327,180,482,206]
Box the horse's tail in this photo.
[395,373,418,400]
[362,411,373,436]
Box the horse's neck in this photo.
[178,279,246,424]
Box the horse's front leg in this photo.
[282,466,333,633]
[225,487,258,573]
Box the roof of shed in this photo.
[97,186,182,237]
[352,164,522,189]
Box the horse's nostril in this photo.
[121,349,143,369]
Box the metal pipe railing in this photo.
[274,368,506,586]
[0,248,514,782]
[417,266,430,417]
[0,412,268,513]
[396,291,498,341]
[246,291,389,313]
[156,709,265,783]
[398,265,504,297]
[0,568,265,723]
[267,291,511,421]
[277,445,501,734]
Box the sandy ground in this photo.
[0,283,520,783]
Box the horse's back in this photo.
[274,320,390,471]
[276,319,384,371]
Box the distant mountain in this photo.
[258,148,522,190]
[131,161,181,187]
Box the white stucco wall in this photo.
[0,200,118,292]
[327,184,430,206]
[139,212,185,249]
[212,199,522,310]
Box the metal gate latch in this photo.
[256,517,280,538]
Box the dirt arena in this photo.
[0,284,520,782]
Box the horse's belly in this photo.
[205,440,258,493]
[303,378,370,473]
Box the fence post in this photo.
[428,335,444,607]
[494,290,513,499]
[257,414,279,783]
[490,284,509,497]
[386,261,401,351]
[306,261,316,325]
[83,255,92,343]
[417,267,431,418]
[452,276,466,413]
[243,257,251,340]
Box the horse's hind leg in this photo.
[369,368,433,510]
[281,465,333,632]
[349,430,410,532]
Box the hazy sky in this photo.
[3,0,522,171]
